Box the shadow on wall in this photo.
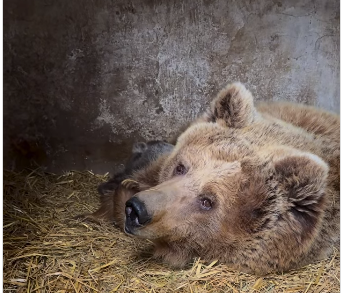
[3,0,340,174]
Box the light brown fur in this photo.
[93,83,339,275]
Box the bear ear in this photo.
[208,82,257,128]
[274,153,329,235]
[132,142,148,154]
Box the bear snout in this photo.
[125,197,152,234]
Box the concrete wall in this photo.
[3,0,340,174]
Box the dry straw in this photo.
[3,169,340,292]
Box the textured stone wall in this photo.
[3,0,340,174]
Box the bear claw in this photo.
[121,179,140,190]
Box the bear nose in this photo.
[125,197,151,227]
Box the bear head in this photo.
[124,83,329,274]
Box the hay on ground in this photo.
[3,169,340,292]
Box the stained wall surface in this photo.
[3,0,340,174]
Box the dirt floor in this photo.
[3,169,340,293]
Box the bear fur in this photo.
[102,83,340,275]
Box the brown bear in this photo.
[103,83,340,275]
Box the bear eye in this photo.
[173,163,187,176]
[200,198,212,210]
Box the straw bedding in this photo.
[3,169,340,292]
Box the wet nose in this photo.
[125,197,151,227]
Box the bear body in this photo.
[120,83,339,275]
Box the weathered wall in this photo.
[3,0,340,174]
